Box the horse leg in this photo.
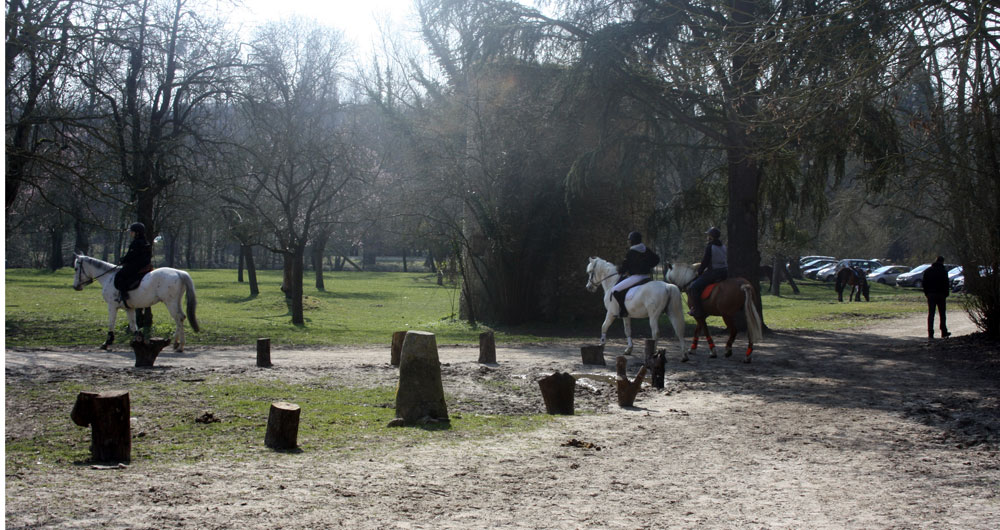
[702,319,718,358]
[164,298,187,352]
[126,308,142,342]
[101,304,118,350]
[600,311,615,346]
[623,318,634,355]
[722,315,737,358]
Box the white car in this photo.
[867,265,911,284]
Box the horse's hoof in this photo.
[743,357,752,364]
[681,356,689,363]
[100,344,110,351]
[725,349,733,358]
[709,351,717,359]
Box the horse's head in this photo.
[585,257,616,292]
[72,255,91,291]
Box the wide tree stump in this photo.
[580,344,606,365]
[257,338,272,368]
[264,402,301,450]
[651,349,667,389]
[478,331,496,364]
[616,356,647,407]
[644,339,657,358]
[390,331,406,367]
[71,391,131,463]
[130,338,170,367]
[392,331,449,425]
[538,372,575,415]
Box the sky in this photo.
[232,0,417,51]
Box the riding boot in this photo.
[687,287,704,318]
[613,290,628,318]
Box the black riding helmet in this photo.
[129,222,146,237]
[706,227,721,239]
[628,231,642,245]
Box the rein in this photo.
[77,259,120,287]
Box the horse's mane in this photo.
[76,254,115,272]
[589,257,620,278]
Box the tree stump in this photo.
[651,349,667,389]
[580,344,606,365]
[71,391,131,463]
[130,338,171,367]
[257,338,272,368]
[538,372,575,415]
[390,331,406,367]
[478,331,496,364]
[392,331,449,425]
[616,356,647,407]
[644,339,657,358]
[264,402,301,450]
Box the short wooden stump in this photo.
[580,344,605,366]
[538,372,575,415]
[264,402,301,450]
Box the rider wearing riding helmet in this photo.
[688,226,728,318]
[611,231,660,318]
[115,222,152,306]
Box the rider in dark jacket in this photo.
[115,222,152,306]
[688,227,728,318]
[611,231,660,318]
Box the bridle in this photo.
[587,267,619,290]
[75,258,119,288]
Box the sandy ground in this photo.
[5,312,999,529]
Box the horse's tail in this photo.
[741,283,763,344]
[834,269,844,293]
[182,271,200,332]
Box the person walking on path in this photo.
[922,255,951,339]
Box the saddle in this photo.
[699,283,719,300]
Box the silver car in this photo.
[867,265,911,284]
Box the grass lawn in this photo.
[4,267,930,348]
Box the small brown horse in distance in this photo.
[835,267,870,302]
[664,263,764,363]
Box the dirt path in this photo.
[5,312,999,529]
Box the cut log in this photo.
[651,349,667,389]
[392,331,449,425]
[644,339,657,358]
[478,331,496,364]
[390,331,406,367]
[616,356,647,407]
[538,372,575,415]
[580,344,606,365]
[256,338,272,368]
[131,338,170,368]
[264,402,301,450]
[71,390,131,463]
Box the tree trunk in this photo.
[238,245,245,282]
[73,211,90,255]
[290,245,305,325]
[244,245,259,296]
[71,391,131,463]
[48,227,64,270]
[264,402,300,450]
[311,230,330,291]
[185,224,194,269]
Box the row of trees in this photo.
[7,0,999,335]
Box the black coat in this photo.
[922,262,950,297]
[620,246,660,276]
[116,237,152,290]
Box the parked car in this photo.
[896,263,960,288]
[817,259,883,282]
[951,265,994,292]
[868,265,911,284]
[802,259,838,279]
[799,255,835,266]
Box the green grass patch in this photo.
[4,377,553,471]
[5,268,932,348]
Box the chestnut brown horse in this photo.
[835,267,870,302]
[664,263,764,363]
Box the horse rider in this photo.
[688,226,728,318]
[611,231,660,318]
[114,222,152,307]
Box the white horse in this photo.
[585,257,687,361]
[73,255,200,352]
